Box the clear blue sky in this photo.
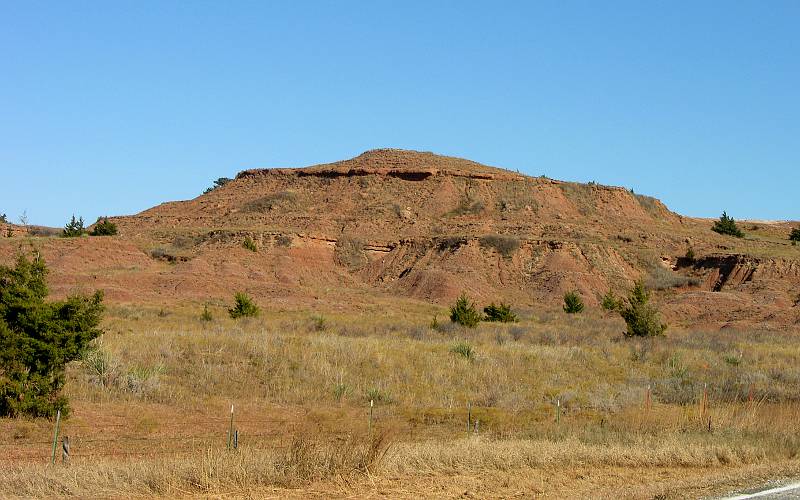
[2,1,798,226]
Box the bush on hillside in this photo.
[228,292,259,319]
[89,217,118,236]
[483,302,518,322]
[334,235,368,270]
[203,177,232,195]
[601,290,623,312]
[619,281,667,338]
[0,254,104,417]
[0,213,6,223]
[685,246,695,263]
[478,235,521,258]
[449,293,481,328]
[62,215,85,238]
[563,291,584,314]
[200,304,213,322]
[712,211,744,238]
[790,228,800,242]
[242,236,258,252]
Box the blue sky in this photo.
[1,1,798,226]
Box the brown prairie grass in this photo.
[3,305,800,497]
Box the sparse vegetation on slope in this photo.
[479,234,521,258]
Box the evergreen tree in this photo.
[711,211,744,238]
[89,217,118,236]
[0,254,104,417]
[449,293,481,328]
[483,302,518,322]
[228,292,259,319]
[790,228,800,242]
[619,281,667,337]
[601,290,621,311]
[563,291,584,314]
[62,215,86,237]
[203,177,233,194]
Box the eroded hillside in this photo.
[2,149,799,330]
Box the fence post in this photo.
[467,402,471,433]
[474,419,479,434]
[368,399,374,436]
[227,405,234,450]
[62,436,70,464]
[51,409,61,465]
[233,429,239,450]
[556,399,561,424]
[701,384,708,422]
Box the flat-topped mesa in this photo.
[236,148,527,181]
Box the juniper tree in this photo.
[0,254,104,417]
[563,291,584,314]
[483,302,518,322]
[619,281,667,337]
[62,215,85,237]
[89,217,118,236]
[449,293,481,328]
[711,211,743,238]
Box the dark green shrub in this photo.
[203,177,232,194]
[790,228,800,242]
[685,246,695,262]
[0,254,104,417]
[228,292,259,319]
[712,211,744,238]
[620,281,667,338]
[449,293,481,328]
[601,290,623,312]
[478,235,521,258]
[62,215,85,237]
[0,213,6,223]
[563,291,584,314]
[483,302,518,322]
[242,237,258,252]
[200,304,213,322]
[89,217,118,236]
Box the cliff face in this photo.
[2,149,799,331]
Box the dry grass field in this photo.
[2,301,800,498]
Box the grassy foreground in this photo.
[2,303,800,498]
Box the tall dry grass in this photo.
[3,305,800,496]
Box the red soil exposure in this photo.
[2,149,799,330]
